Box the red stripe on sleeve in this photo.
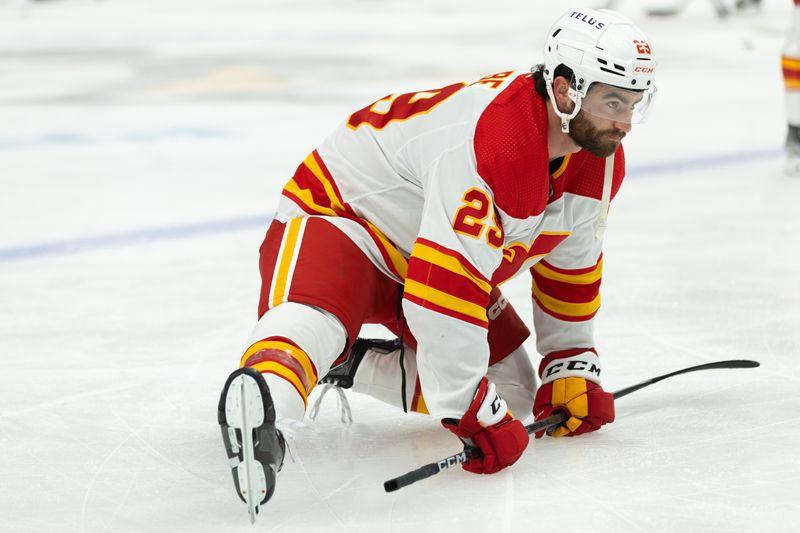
[531,293,600,323]
[404,292,489,329]
[414,237,489,284]
[407,259,490,307]
[538,255,602,276]
[531,271,601,304]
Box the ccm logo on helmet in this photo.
[569,11,605,29]
[633,66,654,73]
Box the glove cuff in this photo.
[540,352,602,385]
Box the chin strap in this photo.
[544,75,581,133]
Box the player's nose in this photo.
[615,121,632,134]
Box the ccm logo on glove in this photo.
[541,353,602,384]
[534,351,614,438]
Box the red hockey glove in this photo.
[441,377,529,474]
[533,350,615,438]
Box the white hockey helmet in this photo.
[542,8,657,132]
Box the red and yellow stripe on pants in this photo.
[531,257,602,322]
[240,338,318,408]
[267,217,306,309]
[783,56,800,91]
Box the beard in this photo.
[568,110,626,158]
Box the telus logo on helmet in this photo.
[569,11,606,29]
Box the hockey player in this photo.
[218,7,657,518]
[784,0,800,175]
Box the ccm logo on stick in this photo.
[438,451,467,470]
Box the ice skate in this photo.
[319,337,402,389]
[218,367,285,522]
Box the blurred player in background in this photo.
[217,7,657,518]
[784,0,800,175]
[636,0,761,17]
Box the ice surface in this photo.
[1,1,798,532]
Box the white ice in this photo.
[1,1,798,531]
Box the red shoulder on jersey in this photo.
[561,145,626,201]
[473,75,551,219]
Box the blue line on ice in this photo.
[0,147,784,263]
[0,215,271,263]
[0,127,227,150]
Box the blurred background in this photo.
[0,0,790,246]
[1,1,798,532]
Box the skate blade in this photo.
[225,373,268,522]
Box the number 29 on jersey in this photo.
[453,188,503,249]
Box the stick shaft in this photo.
[520,360,758,435]
[611,359,759,400]
[384,359,759,492]
[383,413,566,492]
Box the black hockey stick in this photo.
[382,412,564,493]
[383,359,759,493]
[609,359,758,400]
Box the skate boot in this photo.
[786,125,800,177]
[218,367,285,522]
[319,337,402,389]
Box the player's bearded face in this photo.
[568,109,626,158]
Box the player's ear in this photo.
[552,76,574,114]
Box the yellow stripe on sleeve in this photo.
[782,56,800,70]
[411,243,491,293]
[532,280,601,318]
[302,153,348,213]
[364,219,409,279]
[532,258,603,285]
[283,178,338,217]
[404,279,488,323]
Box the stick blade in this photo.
[702,359,760,370]
[384,479,400,493]
[731,360,760,368]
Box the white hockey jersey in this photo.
[276,70,625,418]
